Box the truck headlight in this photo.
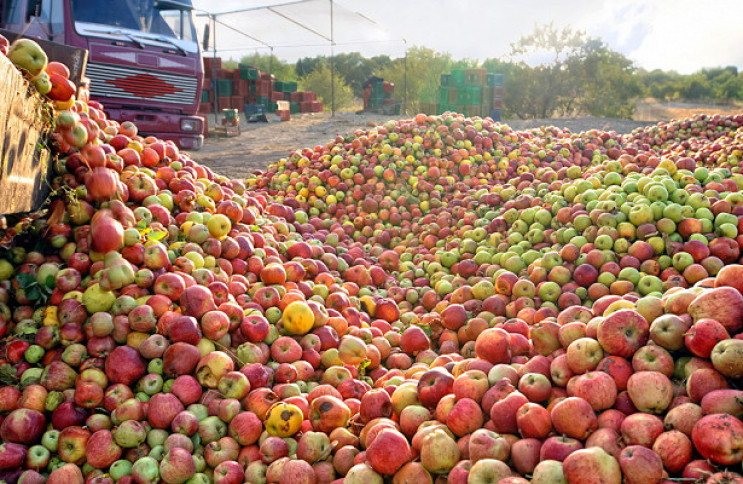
[181,119,201,132]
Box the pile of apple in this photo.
[3,37,743,484]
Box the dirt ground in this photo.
[191,100,740,179]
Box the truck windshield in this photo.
[71,0,196,42]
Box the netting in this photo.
[192,0,407,61]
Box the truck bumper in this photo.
[103,108,205,151]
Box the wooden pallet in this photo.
[0,54,52,215]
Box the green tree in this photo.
[238,53,297,81]
[507,22,587,118]
[504,24,643,119]
[332,52,379,96]
[641,69,682,101]
[295,56,325,78]
[377,46,453,114]
[570,39,645,118]
[299,62,356,111]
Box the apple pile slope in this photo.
[4,36,743,484]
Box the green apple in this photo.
[7,38,48,76]
[32,71,52,94]
[83,283,116,313]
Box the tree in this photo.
[507,23,587,118]
[331,52,380,96]
[570,39,645,118]
[238,53,296,81]
[295,56,325,78]
[641,69,682,101]
[504,24,644,119]
[377,46,453,114]
[299,62,356,111]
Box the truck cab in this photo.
[0,0,205,150]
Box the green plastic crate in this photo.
[438,87,449,105]
[239,65,260,80]
[290,102,299,114]
[268,102,278,112]
[370,81,385,96]
[439,103,456,114]
[200,90,210,103]
[461,86,481,105]
[255,96,270,107]
[275,81,298,93]
[215,79,232,96]
[450,69,465,87]
[440,73,452,87]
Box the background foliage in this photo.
[228,24,743,118]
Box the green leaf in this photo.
[136,220,148,230]
[0,364,17,385]
[45,275,55,289]
[147,230,167,242]
[26,287,41,301]
[16,273,35,289]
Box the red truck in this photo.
[0,0,205,150]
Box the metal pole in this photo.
[330,0,335,116]
[269,47,273,76]
[211,14,219,136]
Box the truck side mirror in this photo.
[202,23,210,51]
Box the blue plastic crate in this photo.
[487,73,504,86]
[245,104,266,115]
[489,109,502,122]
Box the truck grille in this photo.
[86,63,198,105]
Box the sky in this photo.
[189,0,743,75]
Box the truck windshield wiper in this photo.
[87,28,146,49]
[153,36,188,56]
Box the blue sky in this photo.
[191,0,743,74]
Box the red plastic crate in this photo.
[234,80,249,96]
[203,57,222,71]
[231,96,245,111]
[270,91,284,102]
[382,81,395,94]
[299,101,313,113]
[275,110,291,121]
[311,101,323,112]
[301,91,317,102]
[289,92,302,102]
[255,82,271,97]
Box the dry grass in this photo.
[635,98,743,122]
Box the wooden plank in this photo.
[0,28,88,86]
[0,54,50,215]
